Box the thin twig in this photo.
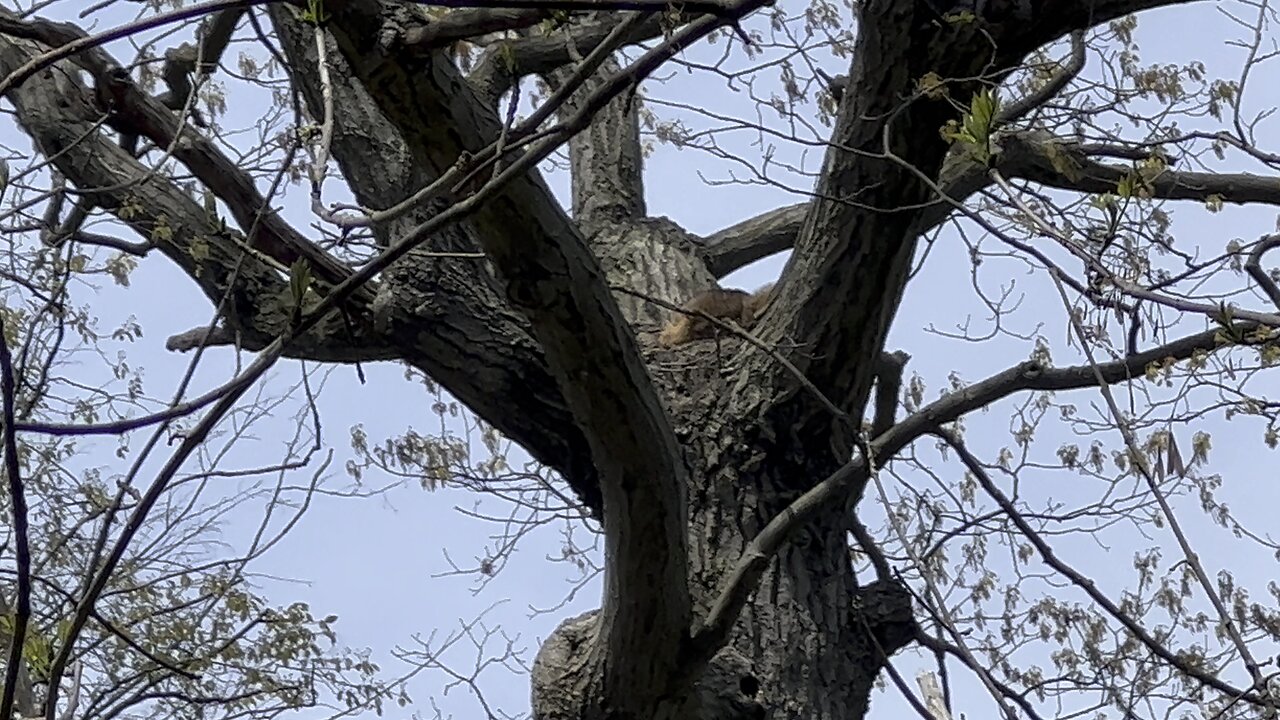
[0,314,33,720]
[1047,268,1266,690]
[866,469,1020,720]
[997,29,1086,125]
[936,422,1265,706]
[1244,233,1280,309]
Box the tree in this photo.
[4,0,1280,719]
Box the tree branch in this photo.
[996,28,1086,125]
[0,33,385,363]
[700,128,1280,279]
[545,52,647,229]
[312,4,775,710]
[870,350,910,439]
[743,1,1018,454]
[0,8,366,300]
[267,3,606,516]
[938,426,1265,706]
[130,6,243,152]
[996,132,1280,205]
[0,315,33,720]
[469,11,665,106]
[694,319,1258,668]
[403,7,549,48]
[1245,233,1280,309]
[699,203,807,277]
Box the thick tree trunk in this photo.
[680,424,912,720]
[527,216,915,720]
[300,1,972,716]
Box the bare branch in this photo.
[317,2,772,712]
[1245,233,1280,309]
[1050,270,1264,687]
[469,11,665,105]
[937,427,1265,706]
[42,332,293,720]
[0,314,33,720]
[699,130,1280,279]
[695,319,1260,667]
[996,132,1280,206]
[0,0,269,96]
[403,7,549,48]
[0,8,366,298]
[0,33,388,362]
[699,203,806,277]
[996,29,1086,124]
[267,6,607,516]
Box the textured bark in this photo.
[470,13,667,107]
[546,56,718,327]
[267,7,606,516]
[546,56,647,230]
[737,2,1025,465]
[314,4,701,714]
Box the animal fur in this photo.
[658,284,774,348]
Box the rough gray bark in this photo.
[0,0,1257,719]
[265,6,608,516]
[545,55,719,327]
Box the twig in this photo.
[40,333,290,720]
[866,464,1019,720]
[0,0,272,96]
[1244,233,1280,310]
[996,29,1086,125]
[321,12,648,229]
[1048,268,1266,690]
[0,314,33,720]
[689,316,1263,682]
[936,423,1265,706]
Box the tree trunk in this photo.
[522,208,916,718]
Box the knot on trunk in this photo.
[530,610,766,720]
[852,578,916,659]
[689,644,766,720]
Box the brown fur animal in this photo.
[658,283,775,348]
